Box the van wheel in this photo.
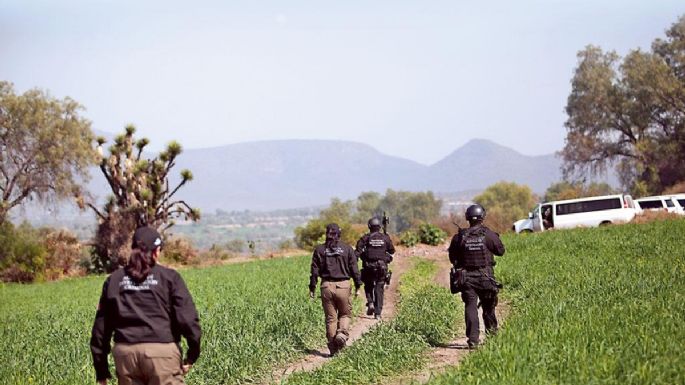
[599,221,612,226]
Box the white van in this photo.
[635,195,681,214]
[669,194,685,214]
[636,195,684,215]
[513,194,636,233]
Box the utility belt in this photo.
[462,265,488,272]
[322,277,349,283]
[362,261,390,284]
[450,265,502,294]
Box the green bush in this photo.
[400,230,420,247]
[417,223,447,246]
[0,222,48,283]
[294,219,363,249]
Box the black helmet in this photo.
[368,217,382,230]
[465,204,486,222]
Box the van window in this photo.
[665,199,675,208]
[556,198,622,216]
[638,200,664,209]
[679,199,685,207]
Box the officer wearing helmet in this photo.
[356,217,395,319]
[448,204,505,349]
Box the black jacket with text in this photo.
[309,241,362,291]
[90,264,201,381]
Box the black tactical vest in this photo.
[365,232,387,262]
[460,227,488,268]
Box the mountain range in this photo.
[83,137,564,211]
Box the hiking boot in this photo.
[374,314,381,320]
[467,340,479,350]
[327,341,338,357]
[366,303,375,316]
[334,333,348,351]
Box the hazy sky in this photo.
[2,1,683,164]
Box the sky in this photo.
[1,0,683,164]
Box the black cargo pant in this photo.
[460,267,499,346]
[362,261,387,316]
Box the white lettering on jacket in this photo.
[119,274,159,291]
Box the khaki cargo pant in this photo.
[320,280,352,343]
[113,342,185,385]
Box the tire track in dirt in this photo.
[265,252,414,384]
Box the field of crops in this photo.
[0,256,350,385]
[429,219,685,385]
[1,219,683,385]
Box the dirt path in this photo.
[389,244,510,384]
[265,252,414,384]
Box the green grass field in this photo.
[1,219,683,385]
[0,256,346,385]
[428,219,685,385]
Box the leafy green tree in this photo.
[474,181,537,233]
[294,190,442,247]
[0,81,95,225]
[378,189,442,233]
[351,191,382,223]
[562,16,685,195]
[294,198,357,248]
[544,181,615,202]
[87,125,200,271]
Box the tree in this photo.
[543,181,615,202]
[294,198,358,248]
[87,125,200,271]
[474,181,537,233]
[294,190,442,248]
[351,191,382,223]
[378,189,442,233]
[0,81,95,224]
[562,16,685,196]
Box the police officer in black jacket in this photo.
[448,204,505,349]
[310,223,362,356]
[356,217,395,319]
[90,226,201,385]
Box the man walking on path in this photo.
[356,217,395,319]
[448,204,505,349]
[309,223,362,356]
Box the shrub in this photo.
[399,231,420,247]
[294,220,364,249]
[225,239,246,254]
[42,229,82,280]
[631,210,682,225]
[278,239,295,250]
[417,223,447,246]
[663,181,685,195]
[161,237,198,265]
[0,222,47,283]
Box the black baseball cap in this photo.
[132,226,163,251]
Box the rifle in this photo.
[382,211,389,235]
[450,212,464,233]
[382,211,391,285]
